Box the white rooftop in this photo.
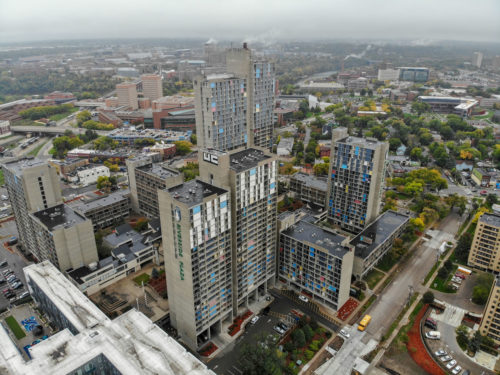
[0,261,215,375]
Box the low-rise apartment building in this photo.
[289,172,328,208]
[349,210,409,279]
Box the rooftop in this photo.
[281,220,350,258]
[5,261,215,375]
[291,172,327,191]
[229,148,272,172]
[336,135,385,150]
[167,179,227,207]
[350,210,410,259]
[479,213,500,228]
[138,163,180,180]
[31,204,87,231]
[3,158,48,175]
[70,189,130,213]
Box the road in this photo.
[317,212,462,374]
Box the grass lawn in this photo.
[364,268,385,289]
[376,252,401,272]
[10,119,45,127]
[423,261,440,285]
[27,141,48,157]
[472,110,493,120]
[0,169,4,185]
[430,265,458,293]
[5,316,26,339]
[133,273,150,286]
[391,301,424,352]
[49,107,78,121]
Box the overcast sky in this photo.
[1,0,499,44]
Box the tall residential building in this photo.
[141,74,163,101]
[194,45,275,152]
[30,204,98,271]
[194,73,248,151]
[126,155,183,217]
[472,51,484,68]
[468,213,500,272]
[116,82,138,110]
[326,128,388,234]
[226,45,276,150]
[479,277,500,345]
[2,158,62,256]
[199,147,278,314]
[279,218,354,311]
[1,261,215,374]
[158,179,233,350]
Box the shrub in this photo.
[303,324,314,341]
[292,329,306,348]
[304,350,315,360]
[422,291,435,304]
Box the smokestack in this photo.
[243,42,248,50]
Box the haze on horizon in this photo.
[0,0,499,44]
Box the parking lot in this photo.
[0,219,30,311]
[208,290,340,375]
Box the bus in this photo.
[358,315,371,331]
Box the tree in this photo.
[174,141,193,155]
[468,331,482,354]
[388,137,402,152]
[76,110,92,126]
[455,232,473,263]
[411,101,430,115]
[190,134,197,145]
[292,328,306,348]
[486,194,498,207]
[423,291,434,304]
[305,152,315,164]
[303,324,313,342]
[239,334,285,375]
[313,163,329,176]
[151,268,159,279]
[96,176,112,192]
[134,218,149,232]
[410,147,423,161]
[437,266,448,279]
[456,325,469,350]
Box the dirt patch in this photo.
[381,346,428,375]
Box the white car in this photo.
[434,349,447,357]
[446,359,457,369]
[452,365,462,374]
[250,316,259,324]
[339,329,350,339]
[440,355,452,362]
[273,325,285,335]
[17,291,29,299]
[298,295,309,303]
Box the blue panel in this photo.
[220,200,227,209]
[219,128,224,134]
[250,168,256,176]
[328,265,332,270]
[210,83,215,88]
[211,102,216,107]
[342,164,347,169]
[193,205,201,214]
[309,247,315,253]
[270,182,276,189]
[310,252,315,257]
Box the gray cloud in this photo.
[0,0,499,43]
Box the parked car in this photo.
[455,273,466,280]
[273,325,285,335]
[425,331,441,340]
[0,260,7,267]
[17,291,29,299]
[0,279,5,285]
[480,190,488,196]
[250,316,259,324]
[440,355,452,362]
[434,349,447,357]
[446,360,457,369]
[3,269,12,276]
[13,282,23,290]
[462,370,470,375]
[278,322,289,331]
[340,329,350,338]
[425,318,437,330]
[298,295,309,303]
[2,288,12,294]
[452,365,462,374]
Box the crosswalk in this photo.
[430,303,465,328]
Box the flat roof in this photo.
[2,158,47,175]
[32,204,87,231]
[11,262,215,375]
[138,163,180,179]
[350,210,410,259]
[281,220,350,258]
[336,136,384,150]
[291,172,327,191]
[167,179,227,207]
[229,148,272,172]
[479,213,500,228]
[70,189,130,213]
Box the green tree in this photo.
[423,291,435,304]
[77,110,92,126]
[303,324,314,342]
[239,334,285,375]
[389,138,402,152]
[190,134,197,145]
[411,101,430,115]
[174,141,193,156]
[96,176,112,192]
[486,194,498,207]
[292,329,306,348]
